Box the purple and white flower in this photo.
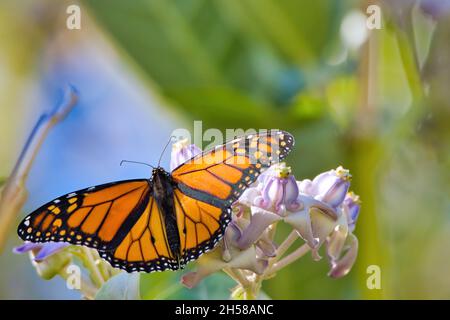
[13,242,69,262]
[170,138,202,171]
[13,242,71,279]
[298,166,351,208]
[343,191,361,233]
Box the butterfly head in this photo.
[152,166,170,179]
[152,166,164,173]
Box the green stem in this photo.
[81,247,105,288]
[243,286,256,300]
[91,250,111,281]
[58,264,97,300]
[265,243,310,278]
[276,230,299,258]
[395,27,424,101]
[0,86,77,252]
[348,139,385,299]
[223,267,250,287]
[225,268,259,300]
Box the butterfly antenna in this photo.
[120,160,155,169]
[157,136,175,167]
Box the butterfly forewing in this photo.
[172,130,294,203]
[17,179,151,250]
[171,130,294,262]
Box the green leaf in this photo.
[140,269,181,300]
[141,270,234,300]
[411,4,436,69]
[326,76,359,129]
[82,0,341,128]
[290,91,325,121]
[95,272,141,300]
[165,86,285,129]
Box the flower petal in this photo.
[170,140,202,171]
[310,207,339,247]
[181,271,203,289]
[256,235,277,258]
[236,207,282,250]
[284,209,318,249]
[326,214,349,262]
[301,166,352,208]
[13,242,43,254]
[284,176,302,212]
[181,245,267,288]
[238,187,261,208]
[343,191,361,232]
[297,179,313,195]
[328,233,359,278]
[34,242,70,262]
[319,179,349,208]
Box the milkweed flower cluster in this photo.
[175,141,361,299]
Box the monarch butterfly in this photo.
[17,130,294,272]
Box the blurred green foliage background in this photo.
[0,0,449,299]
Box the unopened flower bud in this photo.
[254,163,301,215]
[300,166,351,208]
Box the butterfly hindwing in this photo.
[173,187,231,265]
[17,179,151,250]
[97,181,233,272]
[99,196,180,273]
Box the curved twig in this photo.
[0,86,78,252]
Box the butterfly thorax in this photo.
[151,168,181,263]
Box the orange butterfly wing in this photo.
[17,180,151,250]
[99,196,180,272]
[172,130,295,262]
[173,188,228,265]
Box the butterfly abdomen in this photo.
[152,168,182,263]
